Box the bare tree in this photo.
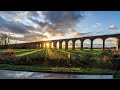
[0,33,12,48]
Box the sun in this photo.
[45,42,50,48]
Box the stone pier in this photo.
[65,40,68,50]
[72,40,76,50]
[53,42,57,49]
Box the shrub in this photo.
[70,54,83,67]
[99,50,112,62]
[0,49,16,64]
[79,52,96,67]
[0,49,16,57]
[98,49,120,70]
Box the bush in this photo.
[0,49,16,64]
[0,49,16,57]
[98,50,120,70]
[79,52,96,67]
[99,50,112,62]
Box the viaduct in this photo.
[1,33,120,50]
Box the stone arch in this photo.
[57,41,59,49]
[42,43,44,48]
[68,40,72,50]
[105,37,118,50]
[42,42,45,48]
[39,43,41,49]
[38,43,41,48]
[93,38,103,50]
[52,41,57,49]
[44,42,47,48]
[51,42,54,48]
[83,39,91,50]
[62,41,65,50]
[75,39,81,50]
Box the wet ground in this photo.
[0,70,113,79]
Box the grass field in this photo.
[0,48,117,74]
[0,48,103,58]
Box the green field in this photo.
[0,48,103,58]
[0,48,117,74]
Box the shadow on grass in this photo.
[15,49,34,53]
[17,49,42,57]
[27,49,45,58]
[16,49,37,55]
[54,49,103,58]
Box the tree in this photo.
[0,33,11,48]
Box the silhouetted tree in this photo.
[0,33,11,48]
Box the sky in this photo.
[0,11,120,46]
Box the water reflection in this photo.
[0,70,113,79]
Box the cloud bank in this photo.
[0,11,85,42]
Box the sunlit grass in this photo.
[16,49,36,55]
[15,49,32,53]
[54,49,102,58]
[0,48,103,59]
[17,49,40,57]
[0,46,116,59]
[0,48,117,73]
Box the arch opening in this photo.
[57,41,59,49]
[75,40,81,50]
[105,37,117,50]
[45,42,50,49]
[68,40,72,50]
[93,38,103,50]
[62,41,65,50]
[51,42,54,48]
[83,39,91,50]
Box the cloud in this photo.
[108,25,119,30]
[28,11,84,39]
[28,17,51,28]
[17,33,48,41]
[0,11,86,42]
[27,11,39,17]
[96,23,102,26]
[0,16,35,34]
[43,11,84,28]
[92,22,102,28]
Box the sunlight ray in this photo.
[17,49,40,57]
